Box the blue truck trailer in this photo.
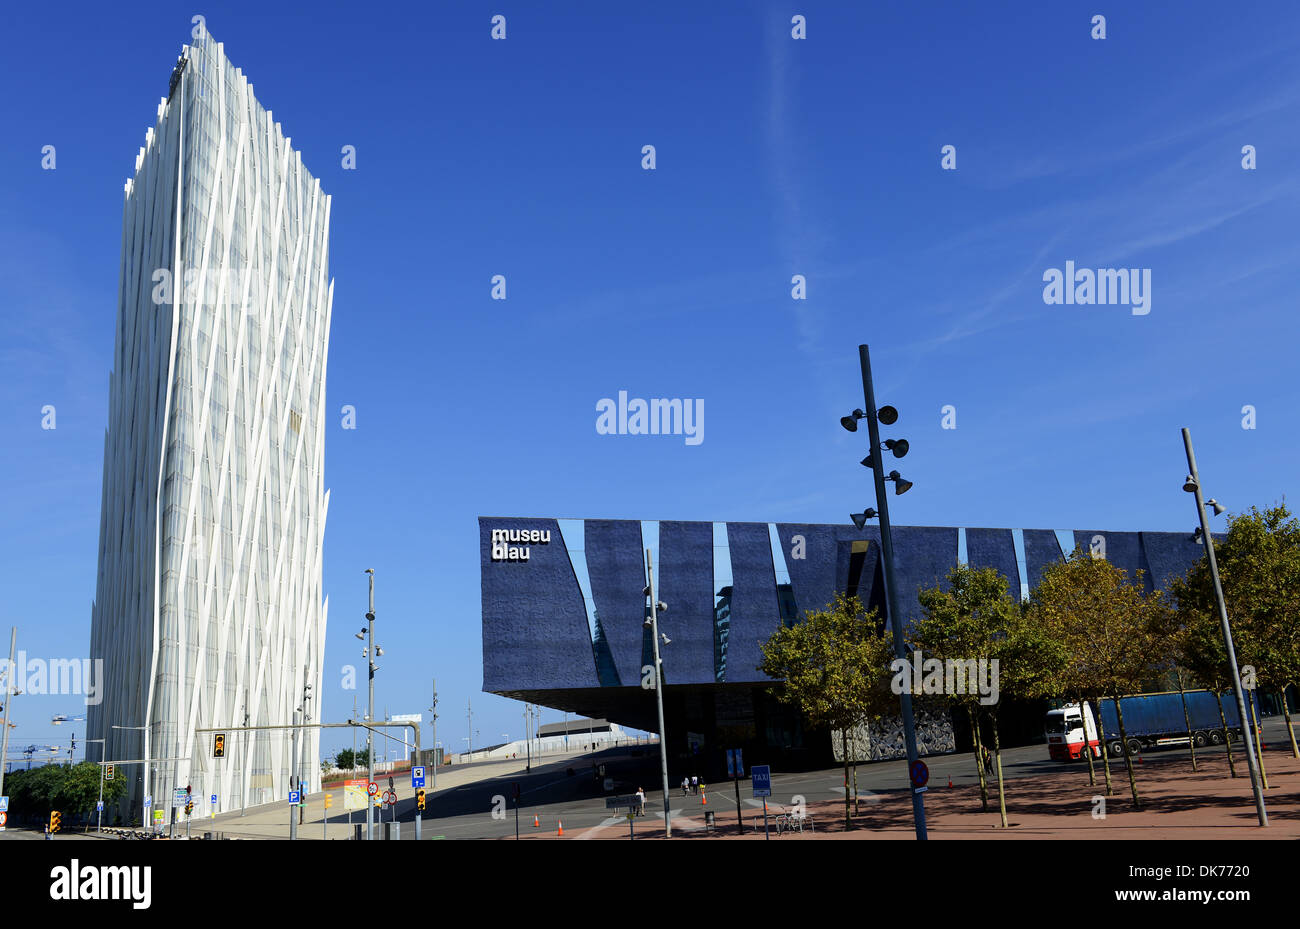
[1099,691,1254,755]
[1046,690,1256,759]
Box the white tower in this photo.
[88,29,332,822]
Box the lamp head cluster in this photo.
[850,508,878,530]
[844,401,913,526]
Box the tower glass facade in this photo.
[87,30,332,820]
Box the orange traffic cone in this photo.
[700,792,707,806]
[557,819,564,836]
[533,815,539,828]
[948,776,953,788]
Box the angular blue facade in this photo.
[481,517,1209,722]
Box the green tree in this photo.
[1029,550,1178,807]
[758,593,895,829]
[334,747,371,769]
[914,564,1018,815]
[1170,504,1300,763]
[3,762,125,826]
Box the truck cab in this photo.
[1044,703,1099,761]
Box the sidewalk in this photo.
[541,744,1299,840]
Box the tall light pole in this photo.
[644,549,672,838]
[467,700,474,760]
[111,725,149,827]
[81,737,106,831]
[298,676,312,825]
[1181,427,1267,827]
[524,704,532,770]
[0,627,16,804]
[427,678,438,789]
[365,568,377,840]
[239,690,249,817]
[843,343,927,840]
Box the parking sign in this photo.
[412,766,425,789]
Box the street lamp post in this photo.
[644,549,672,838]
[524,705,532,770]
[111,724,149,828]
[845,343,928,841]
[0,627,16,805]
[81,738,107,832]
[1180,427,1267,827]
[428,679,438,789]
[364,569,377,840]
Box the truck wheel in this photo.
[1126,739,1141,755]
[1209,731,1223,745]
[1109,740,1123,756]
[1193,732,1207,748]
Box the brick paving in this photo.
[540,743,1300,840]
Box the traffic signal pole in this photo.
[197,720,420,839]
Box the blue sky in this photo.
[1,1,1298,763]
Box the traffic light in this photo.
[49,811,62,834]
[324,793,333,809]
[185,801,193,816]
[213,733,225,758]
[105,764,115,780]
[417,789,426,810]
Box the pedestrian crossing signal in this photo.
[213,733,225,758]
[417,789,426,810]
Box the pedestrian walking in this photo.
[681,776,690,797]
[690,775,698,794]
[636,787,646,816]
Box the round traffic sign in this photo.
[0,811,7,826]
[384,790,397,805]
[908,760,929,788]
[367,782,378,796]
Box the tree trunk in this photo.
[990,707,1008,828]
[849,727,859,815]
[841,729,851,829]
[1280,686,1299,758]
[1096,698,1115,796]
[968,704,988,811]
[1114,695,1141,808]
[1214,689,1237,777]
[1246,692,1269,789]
[1177,669,1197,772]
[1077,693,1096,787]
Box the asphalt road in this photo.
[396,715,1297,839]
[8,717,1291,839]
